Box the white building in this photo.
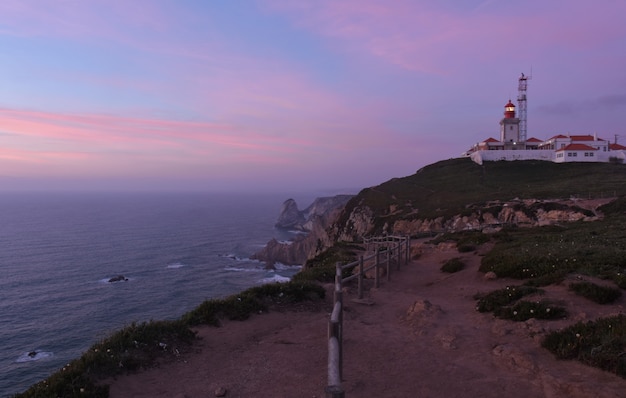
[463,100,625,165]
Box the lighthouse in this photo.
[499,100,520,148]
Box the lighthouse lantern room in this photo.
[499,100,520,147]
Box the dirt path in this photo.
[106,241,626,397]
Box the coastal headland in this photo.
[17,158,626,397]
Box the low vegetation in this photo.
[15,319,195,398]
[471,196,626,379]
[474,285,539,313]
[181,281,325,326]
[569,281,622,304]
[493,300,567,321]
[479,198,626,287]
[440,257,465,273]
[338,159,626,235]
[292,242,361,283]
[542,315,626,378]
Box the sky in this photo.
[1,0,625,193]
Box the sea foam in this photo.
[16,350,53,363]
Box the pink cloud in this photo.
[0,95,417,187]
[261,0,626,74]
[0,0,175,45]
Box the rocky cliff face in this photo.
[274,199,306,230]
[253,195,354,266]
[274,195,354,232]
[255,195,613,267]
[335,198,612,240]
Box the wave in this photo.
[16,350,53,363]
[166,262,187,269]
[224,266,262,273]
[219,253,253,262]
[273,263,302,271]
[259,274,291,284]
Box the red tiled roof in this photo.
[570,135,605,141]
[555,143,598,152]
[610,143,626,150]
[483,137,500,143]
[526,137,542,142]
[547,134,569,140]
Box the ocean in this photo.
[0,192,311,397]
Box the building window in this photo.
[573,152,578,157]
[568,153,572,157]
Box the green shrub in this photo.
[569,281,622,304]
[474,285,539,313]
[457,244,476,253]
[441,257,465,273]
[523,269,568,287]
[182,281,325,326]
[294,244,358,282]
[542,315,626,378]
[493,300,566,321]
[16,319,195,398]
[613,273,626,289]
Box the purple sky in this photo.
[1,0,625,193]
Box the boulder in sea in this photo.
[275,198,306,230]
[108,275,128,283]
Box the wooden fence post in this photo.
[327,295,344,398]
[396,240,401,270]
[358,255,364,299]
[386,248,391,282]
[406,235,410,264]
[375,249,380,288]
[335,262,343,306]
[334,263,344,382]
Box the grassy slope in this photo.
[339,158,626,229]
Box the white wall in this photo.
[470,150,554,165]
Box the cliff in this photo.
[253,195,353,265]
[334,197,608,241]
[274,195,354,232]
[256,158,626,267]
[329,158,626,241]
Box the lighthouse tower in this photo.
[499,100,520,148]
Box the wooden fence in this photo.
[326,235,410,398]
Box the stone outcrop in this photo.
[274,199,305,230]
[108,275,128,283]
[253,195,353,265]
[257,195,612,267]
[274,195,354,232]
[336,198,610,240]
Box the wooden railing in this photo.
[325,235,410,398]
